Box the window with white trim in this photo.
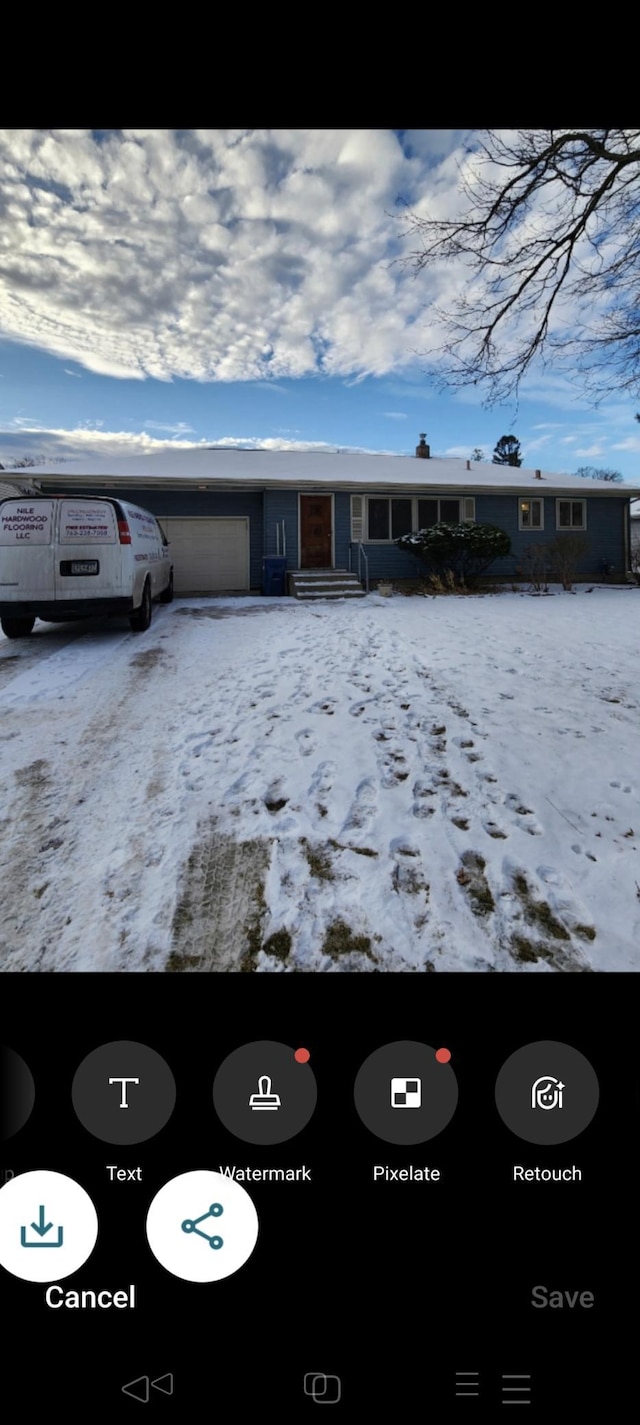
[518,497,544,530]
[350,495,475,542]
[556,499,586,530]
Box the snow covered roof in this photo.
[631,499,640,518]
[6,447,640,496]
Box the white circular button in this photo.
[0,1170,98,1282]
[146,1170,259,1282]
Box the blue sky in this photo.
[1,129,639,481]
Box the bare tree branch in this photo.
[397,129,640,404]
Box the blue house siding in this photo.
[263,489,299,565]
[475,493,626,578]
[334,493,352,568]
[346,490,630,582]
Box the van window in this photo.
[0,500,54,545]
[59,502,117,544]
[125,507,161,543]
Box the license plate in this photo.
[70,560,98,574]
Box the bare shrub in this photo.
[547,535,588,590]
[521,543,550,593]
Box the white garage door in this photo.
[160,518,250,593]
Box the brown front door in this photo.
[300,495,332,568]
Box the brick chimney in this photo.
[416,433,430,459]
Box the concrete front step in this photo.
[288,569,366,600]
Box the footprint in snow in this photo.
[411,777,436,819]
[295,728,316,757]
[535,864,596,940]
[308,761,336,797]
[504,793,544,836]
[390,840,430,897]
[342,778,378,832]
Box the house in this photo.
[631,499,640,573]
[0,478,41,501]
[7,439,640,595]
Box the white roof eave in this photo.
[32,474,640,498]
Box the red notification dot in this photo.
[294,1047,311,1064]
[435,1047,451,1064]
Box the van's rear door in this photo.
[54,500,121,601]
[0,499,56,601]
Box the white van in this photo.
[0,496,173,638]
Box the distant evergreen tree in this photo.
[471,447,485,462]
[492,434,522,466]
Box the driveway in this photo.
[1,589,639,972]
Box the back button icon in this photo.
[122,1375,149,1402]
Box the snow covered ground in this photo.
[1,586,639,973]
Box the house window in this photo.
[556,499,586,530]
[350,495,476,543]
[417,497,464,528]
[368,499,413,540]
[391,499,413,538]
[519,498,544,530]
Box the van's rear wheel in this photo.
[130,580,152,633]
[159,569,174,604]
[1,616,36,639]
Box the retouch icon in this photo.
[531,1076,565,1111]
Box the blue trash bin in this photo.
[262,557,287,596]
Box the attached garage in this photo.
[159,517,250,594]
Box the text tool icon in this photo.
[108,1077,140,1109]
[73,1042,175,1144]
[249,1076,281,1111]
[391,1077,421,1109]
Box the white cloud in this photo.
[523,433,553,452]
[2,129,636,412]
[0,424,393,462]
[611,436,640,452]
[64,368,82,378]
[0,129,427,386]
[143,420,195,434]
[383,411,407,420]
